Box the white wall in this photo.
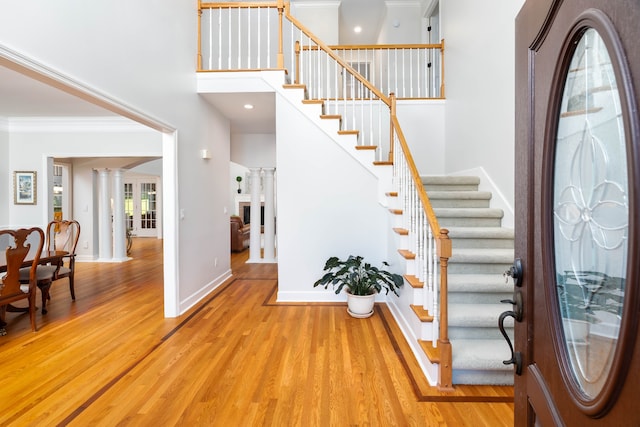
[0,124,8,225]
[289,2,340,44]
[440,0,524,210]
[8,126,161,229]
[0,1,233,316]
[276,92,391,302]
[377,3,423,44]
[397,100,446,175]
[231,133,276,168]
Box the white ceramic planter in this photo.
[346,291,376,318]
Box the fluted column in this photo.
[262,168,276,262]
[98,169,113,261]
[112,169,127,261]
[248,168,262,262]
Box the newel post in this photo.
[440,38,445,98]
[389,93,396,163]
[277,0,285,69]
[437,228,454,391]
[197,0,203,71]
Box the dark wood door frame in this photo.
[515,0,640,424]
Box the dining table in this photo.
[0,248,68,335]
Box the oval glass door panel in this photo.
[553,28,628,399]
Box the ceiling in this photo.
[0,0,395,133]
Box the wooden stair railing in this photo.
[391,94,453,391]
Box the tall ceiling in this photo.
[0,0,402,133]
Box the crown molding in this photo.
[0,44,175,133]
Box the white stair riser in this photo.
[448,263,513,274]
[450,238,514,249]
[449,326,513,340]
[449,292,513,304]
[430,199,491,208]
[439,217,503,227]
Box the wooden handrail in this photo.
[392,100,452,390]
[305,43,444,50]
[390,114,441,238]
[200,1,278,8]
[284,10,390,106]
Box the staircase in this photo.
[412,175,515,385]
[282,82,516,386]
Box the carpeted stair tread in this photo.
[449,303,514,327]
[448,273,513,293]
[451,339,513,371]
[445,227,514,239]
[422,176,480,185]
[449,248,514,264]
[433,208,504,218]
[427,191,492,200]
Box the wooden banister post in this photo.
[440,38,445,98]
[277,0,285,69]
[437,228,454,391]
[197,0,203,71]
[389,93,396,163]
[295,41,300,84]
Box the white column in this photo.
[98,169,113,261]
[248,168,262,263]
[262,168,276,262]
[112,169,128,261]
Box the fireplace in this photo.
[242,205,264,226]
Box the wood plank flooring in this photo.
[0,238,513,426]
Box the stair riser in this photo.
[450,238,514,249]
[423,184,479,192]
[449,327,513,340]
[430,199,491,208]
[452,370,514,386]
[449,292,513,304]
[438,217,503,227]
[448,263,513,274]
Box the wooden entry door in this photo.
[514,0,640,425]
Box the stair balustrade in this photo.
[197,0,453,389]
[306,43,445,99]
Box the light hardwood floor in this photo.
[0,238,514,426]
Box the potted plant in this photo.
[236,176,243,193]
[313,255,404,318]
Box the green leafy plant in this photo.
[313,255,403,296]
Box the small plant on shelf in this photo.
[236,176,243,193]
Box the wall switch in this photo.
[180,209,185,220]
[83,241,89,249]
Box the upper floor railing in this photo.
[197,2,444,99]
[198,0,452,390]
[299,43,444,99]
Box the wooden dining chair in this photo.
[18,219,81,314]
[0,227,45,334]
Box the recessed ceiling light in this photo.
[244,104,254,110]
[354,26,362,34]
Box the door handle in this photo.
[499,277,524,375]
[499,306,522,375]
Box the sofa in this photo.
[230,215,250,252]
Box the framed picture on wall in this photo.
[13,171,37,205]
